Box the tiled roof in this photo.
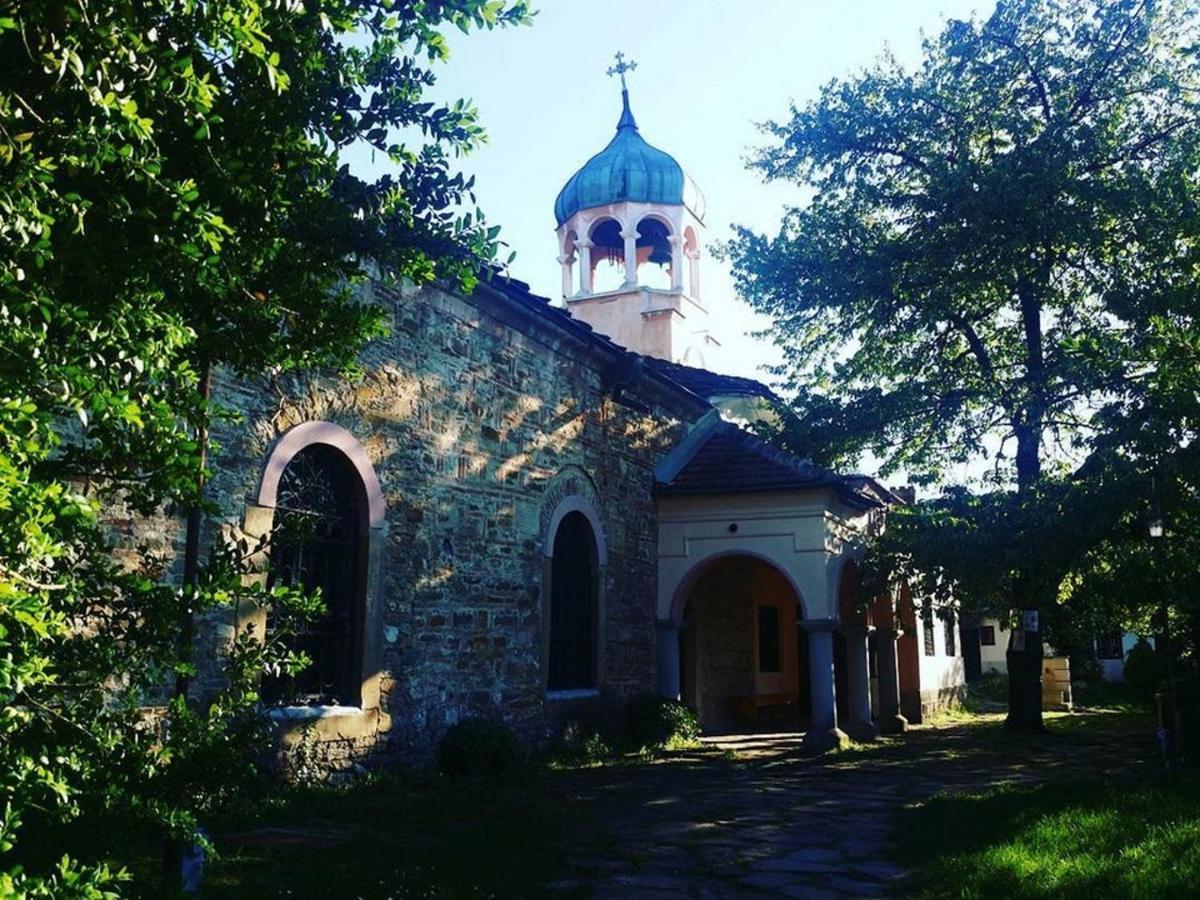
[641,357,775,401]
[657,423,879,508]
[844,474,909,506]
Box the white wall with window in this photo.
[1096,631,1155,683]
[917,600,965,708]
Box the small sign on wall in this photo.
[1022,610,1039,632]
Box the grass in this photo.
[1073,677,1149,712]
[946,671,1152,732]
[131,769,573,899]
[107,692,1163,898]
[897,681,1178,900]
[963,671,1010,710]
[897,776,1200,899]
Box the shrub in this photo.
[626,695,700,751]
[576,730,614,764]
[1072,677,1146,712]
[1122,639,1160,698]
[436,718,521,778]
[1068,651,1103,687]
[543,719,614,768]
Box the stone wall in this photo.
[685,564,756,733]
[181,278,702,770]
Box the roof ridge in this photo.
[640,356,776,401]
[723,423,833,481]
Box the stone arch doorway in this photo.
[674,554,811,734]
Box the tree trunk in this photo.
[1003,292,1051,734]
[1004,423,1046,733]
[165,360,212,889]
[1004,272,1050,734]
[174,359,211,703]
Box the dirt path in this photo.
[546,713,1159,898]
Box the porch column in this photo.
[842,624,876,740]
[621,228,639,288]
[874,627,909,734]
[802,619,849,752]
[656,620,681,701]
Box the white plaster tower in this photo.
[554,54,715,366]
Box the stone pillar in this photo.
[575,238,594,295]
[803,619,849,752]
[621,228,639,289]
[687,249,700,299]
[557,253,573,300]
[874,627,908,734]
[669,234,684,291]
[656,620,681,700]
[842,624,876,740]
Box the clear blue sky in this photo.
[353,0,994,380]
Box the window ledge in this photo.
[545,688,601,702]
[269,704,364,722]
[269,704,389,743]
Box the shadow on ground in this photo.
[547,710,1159,899]
[197,710,1160,899]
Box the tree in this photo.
[727,0,1200,731]
[1,0,530,893]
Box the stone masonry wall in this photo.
[688,565,756,734]
[183,279,700,770]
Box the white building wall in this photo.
[1098,632,1155,682]
[979,619,1012,675]
[976,618,1149,682]
[657,489,860,624]
[915,602,966,717]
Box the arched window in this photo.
[548,511,599,691]
[264,443,368,706]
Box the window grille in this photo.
[548,511,598,690]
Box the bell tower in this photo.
[554,54,716,367]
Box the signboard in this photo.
[1022,610,1039,632]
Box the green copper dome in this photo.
[554,90,691,225]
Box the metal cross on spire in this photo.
[606,51,637,91]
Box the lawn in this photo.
[897,678,1197,899]
[897,776,1200,899]
[149,770,573,900]
[113,684,1179,899]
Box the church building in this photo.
[169,70,965,775]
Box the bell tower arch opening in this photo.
[587,218,626,294]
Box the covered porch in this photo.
[653,421,908,750]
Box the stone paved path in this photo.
[547,713,1159,899]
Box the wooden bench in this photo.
[731,693,798,725]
